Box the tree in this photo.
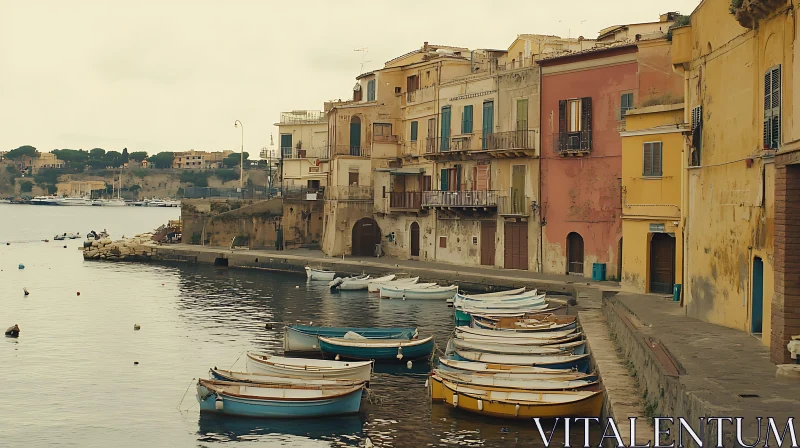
[121,148,129,164]
[148,152,175,169]
[129,184,140,192]
[105,150,122,167]
[52,149,89,163]
[5,145,38,160]
[128,151,148,163]
[176,186,185,197]
[45,184,57,195]
[89,148,106,160]
[34,168,61,186]
[213,168,239,183]
[19,180,33,193]
[223,152,250,168]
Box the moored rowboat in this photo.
[333,274,394,291]
[209,368,366,387]
[284,325,418,352]
[432,369,599,392]
[380,284,458,300]
[437,358,580,375]
[318,335,435,361]
[367,276,420,293]
[454,350,591,372]
[455,326,577,340]
[451,338,586,355]
[246,353,373,382]
[305,267,336,281]
[458,287,527,298]
[197,378,365,418]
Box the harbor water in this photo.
[0,204,600,448]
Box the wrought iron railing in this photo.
[485,130,537,151]
[331,145,371,158]
[324,186,373,201]
[498,194,530,216]
[555,131,592,153]
[278,111,326,125]
[451,136,472,151]
[425,137,437,154]
[422,190,498,208]
[281,146,329,159]
[389,191,422,210]
[281,186,325,200]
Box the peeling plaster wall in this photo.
[375,214,435,260]
[434,217,483,266]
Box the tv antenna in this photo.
[355,48,371,74]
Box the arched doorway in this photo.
[567,232,584,274]
[649,233,676,294]
[410,222,420,257]
[349,116,362,156]
[352,217,380,257]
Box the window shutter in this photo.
[558,100,567,151]
[456,165,462,191]
[643,143,652,176]
[462,105,473,134]
[581,97,592,150]
[653,143,662,176]
[772,66,781,149]
[764,70,772,148]
[440,169,449,191]
[410,121,418,142]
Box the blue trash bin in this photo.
[673,284,682,302]
[591,263,606,281]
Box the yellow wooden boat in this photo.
[429,375,603,419]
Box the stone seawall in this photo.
[81,234,158,261]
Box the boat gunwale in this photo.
[199,378,365,402]
[317,335,434,348]
[247,353,373,371]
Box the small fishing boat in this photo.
[318,335,435,361]
[455,326,577,340]
[455,294,546,310]
[473,315,578,332]
[469,305,569,322]
[454,350,591,372]
[458,287,527,298]
[367,276,420,293]
[305,266,336,281]
[331,274,394,291]
[209,368,366,387]
[451,338,586,355]
[456,303,551,326]
[196,378,365,418]
[437,358,580,375]
[454,331,582,346]
[284,325,418,352]
[246,353,373,382]
[429,376,603,419]
[431,369,599,392]
[380,284,458,300]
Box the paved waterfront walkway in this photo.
[610,292,799,442]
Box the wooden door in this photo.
[504,221,528,270]
[649,233,675,294]
[481,221,496,266]
[352,218,379,257]
[349,117,361,155]
[410,222,420,257]
[567,232,584,274]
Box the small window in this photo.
[349,172,359,186]
[643,142,663,177]
[462,105,474,134]
[410,121,418,142]
[394,87,401,94]
[374,123,392,137]
[621,93,633,117]
[568,99,582,132]
[439,236,447,248]
[367,79,376,102]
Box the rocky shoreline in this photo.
[81,234,158,261]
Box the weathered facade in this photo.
[276,110,329,193]
[672,0,792,361]
[620,104,686,294]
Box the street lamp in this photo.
[234,120,244,194]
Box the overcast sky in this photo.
[1,0,700,158]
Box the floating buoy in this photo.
[312,344,317,349]
[396,347,403,360]
[44,239,49,242]
[63,245,67,249]
[134,324,141,330]
[295,286,299,289]
[452,394,458,407]
[23,287,29,296]
[407,360,412,369]
[5,324,20,338]
[335,354,340,361]
[161,283,164,286]
[514,404,520,416]
[5,242,9,246]
[133,361,139,365]
[264,323,272,330]
[215,395,224,410]
[18,264,24,269]
[76,292,80,296]
[477,399,483,411]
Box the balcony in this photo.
[425,137,438,154]
[498,194,531,216]
[403,87,436,106]
[731,0,787,29]
[422,190,498,209]
[282,186,325,201]
[555,131,592,156]
[278,110,327,125]
[484,130,538,157]
[389,191,423,210]
[281,146,329,159]
[331,144,371,158]
[324,186,373,201]
[373,134,399,144]
[450,136,473,151]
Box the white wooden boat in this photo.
[210,368,366,387]
[455,331,582,346]
[246,353,373,382]
[459,302,550,316]
[305,266,336,281]
[333,274,394,291]
[380,284,458,300]
[455,350,590,370]
[459,287,527,298]
[455,294,546,310]
[318,335,435,361]
[283,325,418,352]
[455,290,543,305]
[367,276,420,293]
[437,358,579,375]
[455,326,578,340]
[452,338,585,355]
[433,369,598,391]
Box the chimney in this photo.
[423,42,429,51]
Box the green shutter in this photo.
[440,169,449,190]
[280,134,292,159]
[462,105,473,134]
[441,106,451,151]
[410,121,418,142]
[482,101,494,149]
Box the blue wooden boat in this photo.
[196,378,364,418]
[284,325,418,352]
[318,335,435,361]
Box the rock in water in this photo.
[133,324,141,330]
[23,288,29,296]
[18,264,24,269]
[5,325,20,337]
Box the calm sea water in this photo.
[0,204,598,448]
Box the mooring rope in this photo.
[177,377,196,411]
[229,350,246,370]
[364,387,384,406]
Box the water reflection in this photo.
[197,413,364,445]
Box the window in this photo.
[407,75,419,92]
[621,93,633,117]
[394,87,401,94]
[280,134,293,159]
[348,172,359,186]
[440,165,461,191]
[764,65,781,149]
[367,79,376,102]
[441,106,452,151]
[374,123,392,137]
[422,175,431,191]
[462,105,473,134]
[643,142,662,177]
[410,121,418,141]
[557,97,592,152]
[426,118,437,153]
[482,100,494,149]
[439,236,447,248]
[472,164,490,190]
[516,99,528,130]
[568,99,581,132]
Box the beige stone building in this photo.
[276,110,329,194]
[56,180,107,197]
[15,152,65,172]
[171,150,234,169]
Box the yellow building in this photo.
[56,180,106,197]
[670,0,795,361]
[171,150,234,169]
[620,104,686,294]
[16,152,65,172]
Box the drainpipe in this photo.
[681,69,690,306]
[538,68,544,273]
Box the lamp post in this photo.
[234,120,244,195]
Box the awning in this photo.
[375,167,426,175]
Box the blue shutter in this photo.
[462,105,473,134]
[482,101,494,149]
[367,80,376,101]
[440,169,449,190]
[441,106,451,151]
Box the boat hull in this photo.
[318,336,435,361]
[283,326,417,352]
[197,383,364,418]
[305,267,336,281]
[380,285,458,300]
[432,370,599,392]
[452,338,586,355]
[453,350,592,373]
[246,354,373,382]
